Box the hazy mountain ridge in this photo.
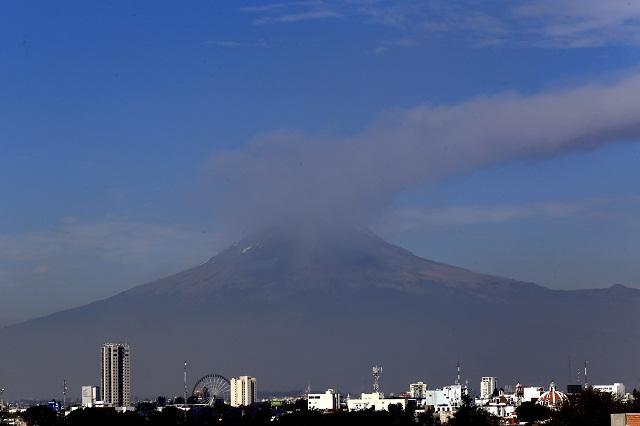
[1,228,639,400]
[122,226,541,299]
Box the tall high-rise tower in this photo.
[230,376,257,407]
[101,343,131,407]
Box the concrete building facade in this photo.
[594,383,625,398]
[308,389,340,411]
[347,392,407,412]
[100,343,131,407]
[480,377,497,399]
[81,385,100,407]
[230,376,257,407]
[409,381,428,399]
[423,384,464,411]
[611,413,640,426]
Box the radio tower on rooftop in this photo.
[372,366,382,393]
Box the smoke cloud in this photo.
[207,72,640,233]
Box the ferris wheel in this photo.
[191,374,231,405]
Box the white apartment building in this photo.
[347,392,407,411]
[409,381,428,399]
[521,386,544,403]
[101,343,131,407]
[230,376,257,407]
[480,377,497,399]
[593,383,625,398]
[308,389,340,411]
[81,386,100,407]
[423,384,465,412]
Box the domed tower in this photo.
[537,381,568,408]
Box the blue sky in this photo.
[2,0,640,325]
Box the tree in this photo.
[21,405,59,426]
[448,394,499,426]
[136,401,157,413]
[148,406,185,426]
[548,388,623,426]
[416,406,440,426]
[516,401,552,423]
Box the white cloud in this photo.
[515,0,640,47]
[0,219,216,264]
[364,37,419,54]
[239,0,640,49]
[243,1,341,25]
[207,72,640,232]
[202,40,271,48]
[375,199,608,234]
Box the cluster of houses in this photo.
[307,375,629,423]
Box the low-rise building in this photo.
[481,401,516,419]
[520,385,545,403]
[593,383,625,398]
[476,388,517,422]
[308,389,340,411]
[81,386,100,408]
[347,392,406,411]
[423,384,464,412]
[611,413,640,426]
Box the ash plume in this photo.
[207,72,640,234]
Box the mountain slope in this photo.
[1,228,639,400]
[123,226,535,298]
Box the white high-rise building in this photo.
[480,377,497,399]
[81,386,100,407]
[101,343,131,407]
[230,376,257,407]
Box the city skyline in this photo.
[1,0,640,416]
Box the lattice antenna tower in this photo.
[372,366,382,393]
[584,360,589,389]
[455,361,461,386]
[184,361,188,404]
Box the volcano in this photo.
[1,227,639,400]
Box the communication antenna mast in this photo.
[455,361,461,385]
[0,387,6,408]
[584,360,589,389]
[62,379,67,408]
[183,361,188,422]
[184,361,188,405]
[372,366,382,393]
